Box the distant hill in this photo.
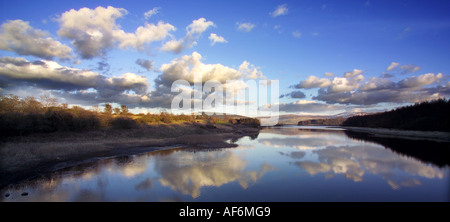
[342,99,450,132]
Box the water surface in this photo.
[2,126,449,201]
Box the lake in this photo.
[1,126,449,202]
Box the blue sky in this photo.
[0,0,449,115]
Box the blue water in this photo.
[2,126,448,202]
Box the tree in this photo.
[39,93,58,108]
[120,105,129,115]
[0,94,20,113]
[104,103,113,115]
[113,107,121,115]
[21,96,43,114]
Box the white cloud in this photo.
[0,56,151,106]
[161,18,215,53]
[386,62,421,74]
[0,20,73,59]
[386,62,400,71]
[398,73,443,88]
[114,21,175,51]
[57,6,175,58]
[150,52,264,108]
[270,4,289,17]
[208,33,227,45]
[343,69,363,78]
[291,67,449,106]
[328,76,363,93]
[292,30,302,38]
[186,18,215,36]
[238,61,263,79]
[237,22,255,32]
[158,52,242,85]
[294,76,332,89]
[144,7,160,20]
[161,39,184,53]
[400,64,421,74]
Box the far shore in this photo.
[0,122,260,189]
[341,126,450,142]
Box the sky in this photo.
[0,0,449,116]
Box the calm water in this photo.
[2,126,449,202]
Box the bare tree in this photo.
[40,93,58,108]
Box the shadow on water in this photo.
[344,130,450,168]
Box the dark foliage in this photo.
[235,117,261,128]
[342,99,450,131]
[298,117,346,126]
[110,117,138,129]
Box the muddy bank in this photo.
[0,122,259,189]
[341,126,450,142]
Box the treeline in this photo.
[342,99,450,132]
[0,94,260,137]
[297,118,346,126]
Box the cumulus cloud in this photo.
[386,62,400,71]
[0,20,73,59]
[0,56,151,106]
[291,68,449,106]
[160,39,184,53]
[186,18,215,36]
[277,100,344,113]
[270,4,289,17]
[114,21,176,51]
[327,75,363,93]
[314,73,447,105]
[150,52,265,108]
[161,18,215,53]
[399,64,421,74]
[238,61,263,79]
[343,69,363,78]
[397,73,443,88]
[158,52,241,85]
[294,76,331,89]
[144,7,160,20]
[385,62,421,74]
[135,59,154,71]
[208,33,227,45]
[236,22,255,32]
[57,6,175,58]
[279,90,306,99]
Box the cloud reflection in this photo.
[259,128,349,150]
[154,151,273,198]
[293,145,444,188]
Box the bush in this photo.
[110,117,138,129]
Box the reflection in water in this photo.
[344,130,450,167]
[293,145,444,187]
[1,148,273,201]
[154,151,273,198]
[1,126,448,202]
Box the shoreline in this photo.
[341,126,450,142]
[0,122,259,189]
